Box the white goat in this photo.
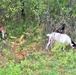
[46,32,76,50]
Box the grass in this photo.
[0,40,76,75]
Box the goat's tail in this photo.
[71,40,76,48]
[47,34,50,37]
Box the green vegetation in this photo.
[0,0,76,39]
[0,50,76,75]
[0,40,76,75]
[0,0,76,75]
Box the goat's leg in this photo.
[46,42,51,50]
[2,31,5,39]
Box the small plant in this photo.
[1,49,14,60]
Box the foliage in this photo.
[0,63,22,75]
[0,0,76,75]
[0,0,76,41]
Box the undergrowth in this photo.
[0,39,76,75]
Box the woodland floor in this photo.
[0,38,76,75]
